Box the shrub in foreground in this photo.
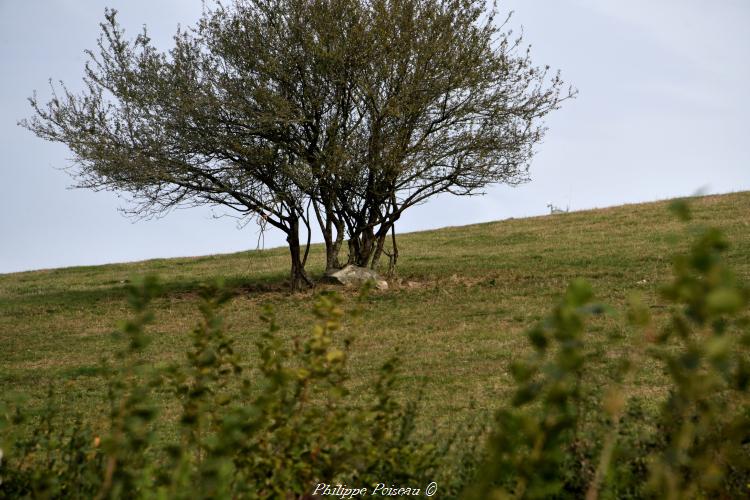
[0,283,462,498]
[469,201,750,499]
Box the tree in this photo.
[23,0,573,288]
[299,0,576,269]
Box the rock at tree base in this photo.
[325,265,388,290]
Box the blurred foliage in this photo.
[468,200,750,499]
[0,280,460,499]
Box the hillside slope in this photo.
[2,192,749,426]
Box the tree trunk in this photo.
[314,200,345,274]
[355,229,377,268]
[324,215,345,273]
[371,214,400,271]
[370,231,388,270]
[388,224,399,275]
[286,220,312,292]
[347,237,359,266]
[369,220,397,270]
[344,228,381,269]
[372,224,398,276]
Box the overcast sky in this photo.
[1,0,748,274]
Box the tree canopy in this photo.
[23,0,574,289]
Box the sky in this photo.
[1,0,748,274]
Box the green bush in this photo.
[469,201,750,499]
[0,282,465,499]
[1,203,749,499]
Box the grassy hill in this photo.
[2,191,749,431]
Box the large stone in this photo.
[325,265,388,290]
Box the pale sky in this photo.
[1,0,748,274]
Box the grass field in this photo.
[2,191,749,435]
